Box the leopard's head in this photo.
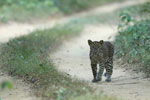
[88,40,104,59]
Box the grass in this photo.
[0,0,124,22]
[0,22,89,100]
[54,0,124,14]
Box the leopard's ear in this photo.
[99,40,104,45]
[88,40,92,45]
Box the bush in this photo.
[115,12,150,76]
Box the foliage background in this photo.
[115,2,150,76]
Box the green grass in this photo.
[0,0,124,22]
[0,0,58,22]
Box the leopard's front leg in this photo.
[91,64,97,82]
[96,63,105,82]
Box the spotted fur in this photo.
[88,40,114,82]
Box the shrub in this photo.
[115,12,150,76]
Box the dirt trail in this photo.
[0,74,40,100]
[51,24,150,100]
[50,1,150,100]
[0,0,146,100]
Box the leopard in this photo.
[88,40,114,82]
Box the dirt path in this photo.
[0,74,41,100]
[51,24,150,100]
[50,1,150,100]
[0,0,146,100]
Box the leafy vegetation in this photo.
[0,81,13,100]
[115,2,150,76]
[0,81,13,90]
[0,0,123,22]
